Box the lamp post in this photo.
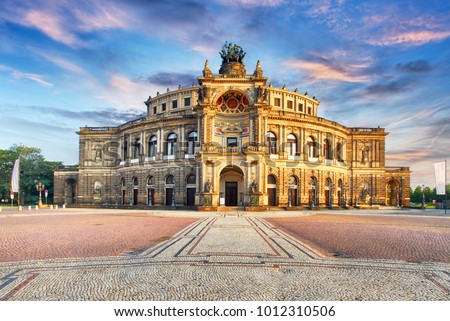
[114,182,119,208]
[395,186,399,208]
[421,184,425,210]
[288,184,291,207]
[44,189,48,205]
[343,183,347,208]
[129,182,134,206]
[171,179,176,207]
[329,183,335,208]
[36,182,45,207]
[104,184,109,206]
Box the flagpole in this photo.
[445,159,447,214]
[17,159,20,207]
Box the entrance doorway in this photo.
[166,188,174,206]
[225,182,238,206]
[267,174,277,206]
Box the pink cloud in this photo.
[283,59,369,83]
[23,10,79,46]
[368,30,450,46]
[11,70,53,88]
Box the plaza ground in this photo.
[0,208,448,300]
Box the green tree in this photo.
[410,186,423,203]
[0,144,62,205]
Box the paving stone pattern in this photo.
[0,211,448,300]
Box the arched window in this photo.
[324,139,332,160]
[167,133,177,156]
[307,136,317,158]
[147,176,154,185]
[123,139,128,159]
[267,175,277,185]
[287,134,297,156]
[133,177,138,186]
[121,178,126,187]
[134,138,141,159]
[166,175,175,185]
[187,131,198,154]
[186,174,196,185]
[148,135,157,157]
[336,142,343,162]
[266,132,277,154]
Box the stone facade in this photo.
[54,44,410,209]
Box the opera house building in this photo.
[54,44,410,210]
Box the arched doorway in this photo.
[132,177,138,205]
[267,174,277,206]
[186,174,196,205]
[219,166,244,206]
[165,175,175,206]
[121,178,126,205]
[64,178,77,204]
[387,179,400,206]
[288,176,299,206]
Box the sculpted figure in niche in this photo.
[249,179,257,193]
[204,179,212,193]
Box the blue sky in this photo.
[0,0,449,188]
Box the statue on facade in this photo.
[204,179,212,193]
[219,42,246,64]
[249,179,257,194]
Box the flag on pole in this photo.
[434,161,446,195]
[10,159,20,193]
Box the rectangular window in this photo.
[227,137,238,147]
[172,100,178,109]
[298,103,304,112]
[308,107,312,114]
[184,97,191,107]
[161,103,166,111]
[153,106,157,114]
[287,100,293,109]
[274,97,281,107]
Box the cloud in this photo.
[92,73,151,110]
[0,64,53,88]
[36,51,84,73]
[284,59,369,83]
[365,78,415,95]
[0,104,145,127]
[217,0,287,7]
[0,0,130,47]
[396,59,432,73]
[367,30,450,47]
[143,72,197,87]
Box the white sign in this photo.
[434,161,446,195]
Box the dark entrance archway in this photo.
[267,174,277,206]
[219,165,244,207]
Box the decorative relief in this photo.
[216,91,249,113]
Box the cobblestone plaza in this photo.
[0,208,448,301]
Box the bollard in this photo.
[35,205,39,211]
[18,206,23,212]
[62,204,66,209]
[50,205,53,210]
[55,204,59,209]
[28,205,32,211]
[0,207,2,212]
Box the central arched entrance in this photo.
[219,165,244,206]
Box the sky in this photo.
[0,0,449,188]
